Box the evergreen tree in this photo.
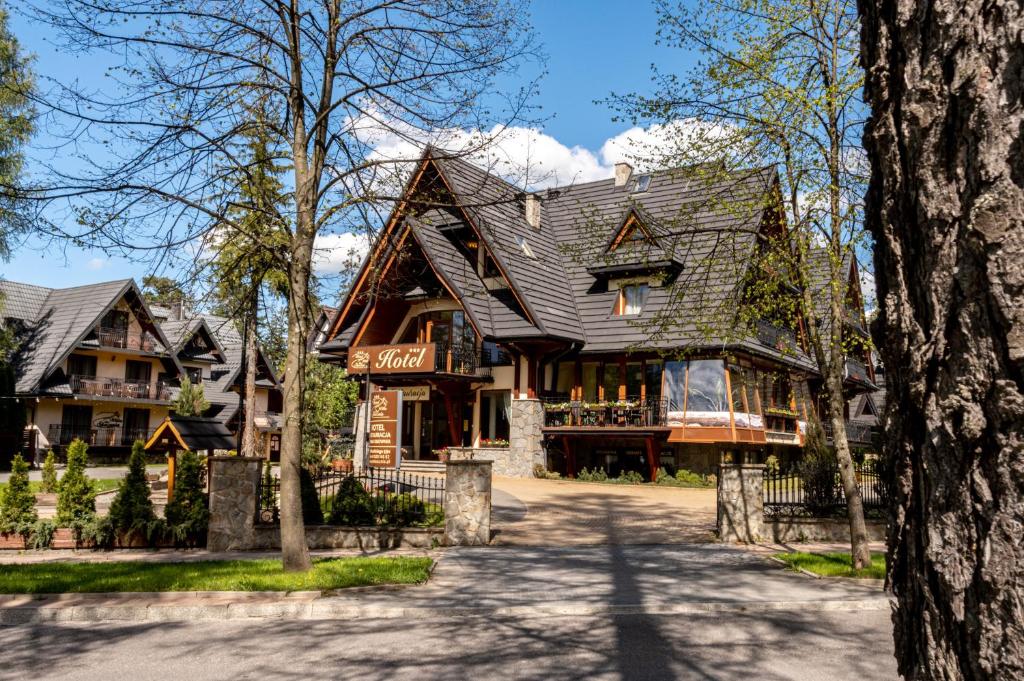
[164,450,209,544]
[40,450,57,493]
[173,375,210,416]
[299,467,323,525]
[0,453,36,532]
[0,3,35,256]
[55,439,96,525]
[107,440,155,535]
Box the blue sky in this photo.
[2,1,692,299]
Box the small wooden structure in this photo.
[144,416,236,499]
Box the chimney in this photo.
[525,193,541,229]
[614,162,633,187]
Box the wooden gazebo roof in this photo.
[144,416,237,453]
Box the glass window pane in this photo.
[602,363,620,401]
[582,362,599,402]
[685,360,730,427]
[664,361,687,418]
[556,362,575,396]
[626,363,643,399]
[645,361,663,398]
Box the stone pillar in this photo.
[717,463,765,543]
[509,398,545,476]
[444,460,492,545]
[207,456,262,552]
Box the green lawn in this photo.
[0,479,122,495]
[0,556,433,593]
[775,551,885,579]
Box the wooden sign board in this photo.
[401,385,431,402]
[367,390,403,468]
[347,343,435,375]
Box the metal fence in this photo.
[256,466,445,527]
[763,461,886,519]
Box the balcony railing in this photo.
[434,341,479,375]
[90,326,159,352]
[480,341,513,367]
[69,375,173,401]
[845,358,871,384]
[541,397,669,428]
[821,419,878,445]
[755,320,799,353]
[47,424,151,448]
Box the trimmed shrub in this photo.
[0,453,38,533]
[616,470,645,484]
[40,450,58,493]
[107,440,156,539]
[164,450,210,546]
[576,467,608,482]
[325,475,375,526]
[674,468,711,488]
[300,467,324,525]
[55,439,96,526]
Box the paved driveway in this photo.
[492,478,717,546]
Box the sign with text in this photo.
[367,390,403,468]
[401,385,431,402]
[347,343,436,375]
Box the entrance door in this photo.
[123,408,150,445]
[60,405,93,446]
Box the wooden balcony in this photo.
[542,398,670,431]
[47,424,151,448]
[69,375,173,401]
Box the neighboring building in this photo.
[318,149,877,478]
[0,278,282,460]
[308,305,338,355]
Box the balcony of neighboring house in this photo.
[844,357,873,385]
[68,374,174,402]
[84,326,161,353]
[755,319,800,354]
[821,419,878,447]
[47,424,151,448]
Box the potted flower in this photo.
[331,454,354,473]
[480,438,510,448]
[433,447,451,462]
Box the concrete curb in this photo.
[0,595,895,625]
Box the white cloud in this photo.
[859,268,877,313]
[314,231,371,276]
[86,257,107,271]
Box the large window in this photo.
[67,354,97,378]
[555,362,575,396]
[602,363,620,401]
[663,360,730,427]
[582,362,599,402]
[645,360,663,398]
[403,309,476,348]
[480,391,511,443]
[625,362,643,399]
[615,284,649,316]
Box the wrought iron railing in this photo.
[763,460,886,519]
[821,419,878,445]
[541,397,669,428]
[47,424,151,447]
[256,466,445,527]
[434,341,478,375]
[755,320,800,353]
[845,358,872,383]
[91,326,159,351]
[68,375,173,400]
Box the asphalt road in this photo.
[0,609,896,680]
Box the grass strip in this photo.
[774,551,885,580]
[0,556,433,593]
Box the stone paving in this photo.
[490,477,718,546]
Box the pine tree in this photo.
[40,450,58,493]
[0,453,36,532]
[164,450,209,545]
[173,375,210,417]
[55,439,96,525]
[0,3,35,257]
[107,440,155,535]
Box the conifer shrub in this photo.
[325,475,375,526]
[0,454,38,534]
[107,440,157,542]
[40,450,59,493]
[300,466,324,525]
[55,439,96,526]
[164,450,210,546]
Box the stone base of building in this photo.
[448,446,533,478]
[250,525,445,550]
[768,517,887,543]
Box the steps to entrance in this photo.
[400,460,447,474]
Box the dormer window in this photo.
[614,283,649,316]
[632,174,652,193]
[515,235,534,258]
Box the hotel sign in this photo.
[367,390,403,469]
[347,343,436,375]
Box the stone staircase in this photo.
[399,459,447,474]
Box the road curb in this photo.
[0,595,895,625]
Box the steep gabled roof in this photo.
[163,317,227,363]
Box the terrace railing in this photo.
[92,326,160,352]
[541,397,669,428]
[434,341,478,375]
[256,466,445,527]
[47,424,151,447]
[763,460,886,519]
[755,320,800,353]
[821,419,879,446]
[69,375,173,401]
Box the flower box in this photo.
[0,532,26,550]
[331,459,354,473]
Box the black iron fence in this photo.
[763,460,886,519]
[541,397,669,428]
[256,466,445,527]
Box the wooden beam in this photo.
[562,435,577,479]
[527,354,538,399]
[644,437,659,483]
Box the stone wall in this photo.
[510,398,545,474]
[444,460,491,545]
[448,446,533,478]
[717,463,765,543]
[249,525,444,550]
[768,517,887,543]
[207,456,262,552]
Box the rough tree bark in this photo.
[859,0,1024,677]
[241,298,260,459]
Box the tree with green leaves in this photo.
[107,440,155,538]
[0,2,34,257]
[608,0,873,568]
[164,450,209,546]
[0,453,36,532]
[55,439,95,525]
[173,375,209,417]
[302,360,358,464]
[140,275,190,307]
[40,449,57,493]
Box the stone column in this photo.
[207,456,262,552]
[717,463,765,543]
[509,398,545,476]
[444,460,492,545]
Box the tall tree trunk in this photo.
[860,0,1024,677]
[825,368,872,569]
[241,295,260,459]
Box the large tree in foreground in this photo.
[0,1,33,258]
[25,0,537,571]
[609,0,874,567]
[859,0,1024,677]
